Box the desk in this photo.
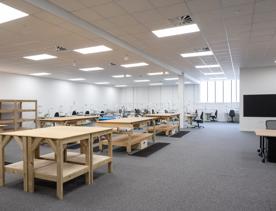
[255,129,276,162]
[145,113,180,135]
[38,115,99,127]
[185,114,196,127]
[96,117,156,154]
[0,126,112,199]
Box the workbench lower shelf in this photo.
[100,132,153,154]
[41,152,112,170]
[148,124,179,136]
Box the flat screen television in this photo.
[243,94,276,117]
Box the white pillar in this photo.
[178,74,185,128]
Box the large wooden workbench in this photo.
[96,117,156,154]
[38,115,99,127]
[0,126,112,200]
[146,113,180,135]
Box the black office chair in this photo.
[164,109,168,113]
[152,109,155,114]
[72,110,77,116]
[194,112,204,128]
[85,110,90,115]
[100,111,105,117]
[54,112,59,117]
[229,110,235,122]
[210,110,218,122]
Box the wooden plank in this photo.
[56,141,64,200]
[0,135,4,186]
[255,129,276,137]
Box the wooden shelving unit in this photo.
[0,99,37,131]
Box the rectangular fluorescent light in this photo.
[115,85,128,87]
[79,67,103,72]
[23,54,57,61]
[184,81,192,84]
[73,45,112,54]
[210,77,227,80]
[181,51,213,58]
[195,64,220,69]
[164,77,179,81]
[69,78,86,81]
[121,62,149,68]
[150,83,163,86]
[203,72,224,76]
[147,72,164,76]
[134,79,150,83]
[0,3,29,24]
[152,24,200,38]
[112,74,132,78]
[29,72,51,76]
[94,82,110,85]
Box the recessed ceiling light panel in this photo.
[203,72,224,76]
[94,82,110,85]
[0,3,29,24]
[121,62,149,68]
[73,45,112,54]
[79,67,104,71]
[164,77,179,81]
[134,79,150,83]
[181,51,213,58]
[29,72,51,76]
[69,78,86,81]
[23,54,57,61]
[152,24,200,38]
[195,64,220,69]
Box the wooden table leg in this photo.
[27,137,34,192]
[22,137,28,192]
[107,133,112,173]
[0,135,4,187]
[56,141,64,200]
[90,135,94,184]
[152,120,156,142]
[127,133,132,154]
[83,139,91,185]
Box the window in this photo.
[207,81,215,103]
[216,80,223,103]
[200,81,207,103]
[224,80,231,103]
[200,79,240,103]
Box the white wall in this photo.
[240,66,276,131]
[118,85,197,112]
[0,72,120,117]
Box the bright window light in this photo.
[115,85,128,87]
[150,83,163,86]
[121,62,149,68]
[29,72,51,76]
[134,79,150,83]
[112,74,132,78]
[152,24,200,38]
[23,54,57,61]
[184,81,192,84]
[79,67,103,71]
[73,45,112,54]
[203,72,224,76]
[69,78,86,81]
[0,3,28,24]
[181,51,213,58]
[147,72,164,76]
[164,77,179,81]
[195,64,220,69]
[94,82,110,85]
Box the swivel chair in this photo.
[210,110,218,121]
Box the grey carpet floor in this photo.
[1,123,276,211]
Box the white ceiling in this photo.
[0,0,276,87]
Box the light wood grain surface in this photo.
[97,117,155,124]
[255,129,276,137]
[39,115,99,122]
[146,113,180,118]
[0,126,112,139]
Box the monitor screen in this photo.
[243,94,276,117]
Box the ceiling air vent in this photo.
[168,15,193,26]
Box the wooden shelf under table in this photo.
[41,152,112,170]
